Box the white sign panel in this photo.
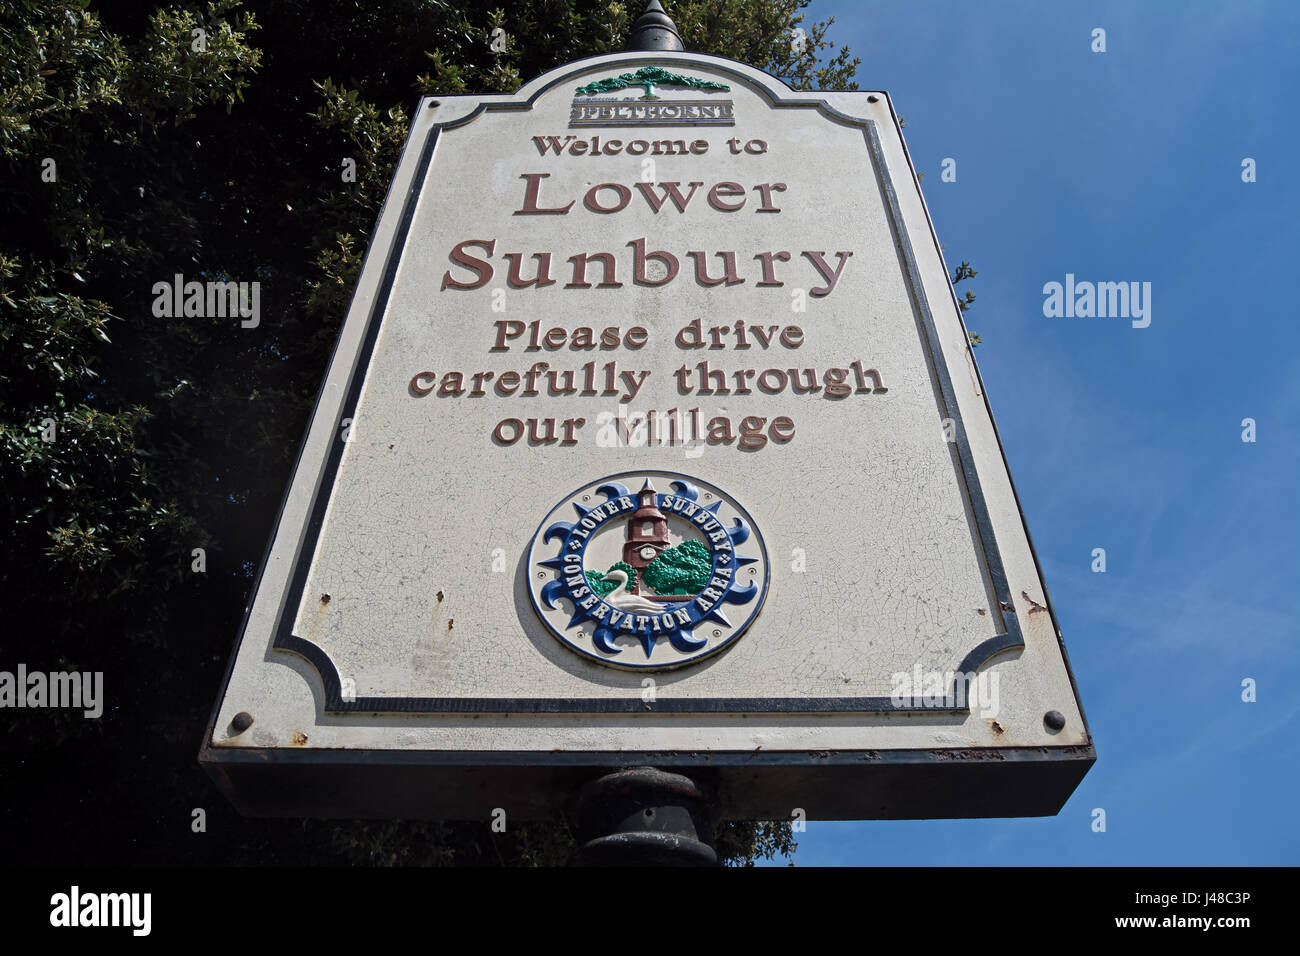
[202,52,1094,821]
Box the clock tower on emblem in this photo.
[622,479,669,586]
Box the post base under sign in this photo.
[568,767,718,867]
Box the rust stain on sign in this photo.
[1021,590,1047,614]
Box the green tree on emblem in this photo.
[642,539,712,595]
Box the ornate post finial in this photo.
[625,0,685,52]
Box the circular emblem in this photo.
[527,472,769,670]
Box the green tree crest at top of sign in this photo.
[575,66,730,99]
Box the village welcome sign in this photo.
[202,49,1094,823]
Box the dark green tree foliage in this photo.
[642,539,711,595]
[1,0,857,865]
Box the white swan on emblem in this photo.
[600,569,665,613]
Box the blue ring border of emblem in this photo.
[526,471,770,671]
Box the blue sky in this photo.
[784,0,1300,865]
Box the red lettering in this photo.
[441,239,495,290]
[633,181,703,213]
[584,183,632,213]
[707,182,746,211]
[515,173,574,215]
[531,135,577,156]
[410,371,436,396]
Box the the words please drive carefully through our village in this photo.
[410,134,889,450]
